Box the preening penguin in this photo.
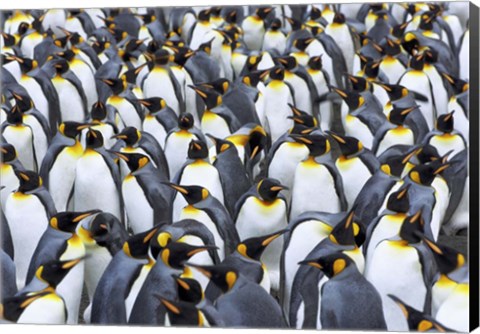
[300,252,387,330]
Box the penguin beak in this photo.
[72,210,102,223]
[289,134,312,145]
[61,257,83,269]
[163,183,189,195]
[270,185,288,191]
[387,294,409,318]
[298,259,323,270]
[101,79,114,86]
[325,131,346,144]
[187,245,218,257]
[188,85,208,99]
[111,134,128,140]
[331,87,348,99]
[76,124,91,131]
[261,229,287,246]
[110,151,129,162]
[423,237,443,254]
[184,263,212,278]
[400,106,417,115]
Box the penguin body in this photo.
[0,144,23,213]
[116,152,172,233]
[301,252,387,330]
[172,140,224,221]
[242,7,273,51]
[5,170,56,289]
[73,130,123,222]
[235,179,288,291]
[325,13,355,73]
[365,213,435,331]
[91,227,158,324]
[40,122,86,211]
[289,134,346,220]
[51,58,88,123]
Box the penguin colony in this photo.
[0,3,470,331]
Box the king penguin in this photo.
[114,152,172,233]
[299,252,387,330]
[139,97,178,148]
[289,133,346,220]
[171,139,224,221]
[5,170,56,289]
[39,122,88,211]
[73,129,123,223]
[242,7,274,51]
[0,143,23,212]
[26,210,99,324]
[423,111,466,157]
[234,178,288,292]
[2,258,82,324]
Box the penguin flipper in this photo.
[32,73,61,131]
[1,249,17,299]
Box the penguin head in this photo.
[50,210,101,234]
[16,22,30,37]
[441,73,469,95]
[6,105,24,125]
[15,170,42,192]
[160,241,216,269]
[256,6,274,20]
[246,125,269,161]
[309,6,322,20]
[256,178,287,202]
[242,70,267,87]
[113,151,150,172]
[290,133,330,157]
[332,12,346,24]
[409,162,449,186]
[288,104,318,128]
[123,225,159,259]
[374,82,409,101]
[387,105,417,126]
[391,20,410,39]
[186,263,239,293]
[113,126,141,146]
[198,38,215,55]
[35,258,83,288]
[53,58,70,75]
[308,55,323,71]
[399,210,424,244]
[5,54,38,73]
[9,89,34,111]
[418,11,436,31]
[197,9,211,22]
[175,276,204,304]
[363,59,381,79]
[225,9,239,24]
[189,85,222,109]
[101,78,126,95]
[178,113,195,130]
[153,49,173,66]
[384,37,402,56]
[199,78,231,95]
[207,135,237,156]
[380,149,418,177]
[187,139,209,160]
[293,37,314,52]
[0,143,17,163]
[269,66,285,81]
[416,144,441,164]
[138,97,167,114]
[165,184,209,205]
[328,207,363,247]
[170,47,195,67]
[138,13,156,24]
[85,129,104,149]
[408,53,425,71]
[269,18,282,31]
[58,121,88,139]
[285,17,305,31]
[245,54,262,72]
[332,87,364,110]
[56,49,76,62]
[275,56,297,70]
[78,212,126,251]
[300,252,354,279]
[435,111,455,133]
[90,101,108,121]
[345,75,369,92]
[386,184,411,213]
[1,32,16,47]
[388,295,452,332]
[237,229,286,261]
[326,131,363,157]
[158,297,205,327]
[423,237,466,275]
